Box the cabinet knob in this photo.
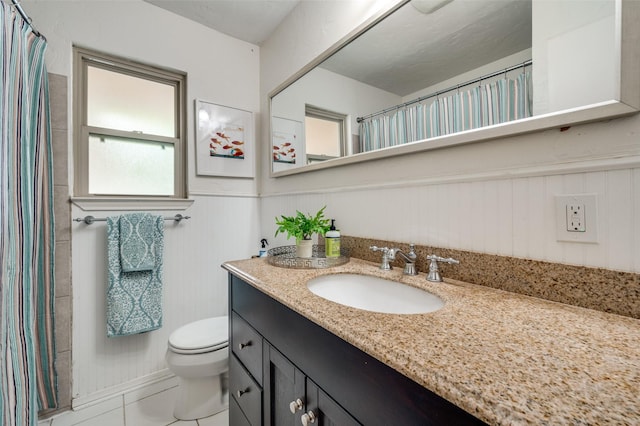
[238,341,251,350]
[301,410,316,426]
[236,388,249,398]
[289,398,304,413]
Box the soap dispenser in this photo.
[325,220,341,258]
[258,238,269,257]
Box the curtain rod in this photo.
[356,59,532,123]
[10,0,45,39]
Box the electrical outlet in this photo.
[555,194,598,243]
[566,204,586,232]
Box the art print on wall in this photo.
[272,116,302,173]
[196,100,254,177]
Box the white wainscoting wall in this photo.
[262,165,640,275]
[71,195,260,408]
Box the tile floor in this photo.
[123,386,228,426]
[40,385,228,426]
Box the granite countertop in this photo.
[222,257,640,426]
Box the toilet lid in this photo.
[168,317,228,353]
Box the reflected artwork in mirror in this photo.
[270,0,638,176]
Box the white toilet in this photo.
[166,316,229,420]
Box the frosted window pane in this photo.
[87,66,175,137]
[306,116,341,157]
[88,135,174,196]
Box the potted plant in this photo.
[275,206,331,258]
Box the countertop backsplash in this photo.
[343,236,640,319]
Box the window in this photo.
[304,105,347,164]
[73,47,186,198]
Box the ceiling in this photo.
[320,0,532,96]
[144,0,532,96]
[143,0,301,45]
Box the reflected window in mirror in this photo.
[305,105,348,164]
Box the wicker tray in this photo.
[267,245,350,269]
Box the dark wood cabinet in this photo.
[264,344,305,426]
[230,354,262,426]
[263,343,359,426]
[305,378,360,426]
[229,273,485,426]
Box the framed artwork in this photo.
[272,116,302,173]
[195,99,254,177]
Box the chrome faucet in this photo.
[426,254,459,282]
[370,244,418,275]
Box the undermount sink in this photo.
[307,274,444,314]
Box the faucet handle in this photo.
[370,246,392,270]
[369,245,389,253]
[426,254,459,264]
[426,255,459,282]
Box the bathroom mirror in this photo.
[270,0,639,176]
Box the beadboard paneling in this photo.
[71,195,259,405]
[262,167,640,274]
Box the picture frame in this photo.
[195,99,254,177]
[271,116,302,173]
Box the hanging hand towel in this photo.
[107,214,164,337]
[119,212,156,272]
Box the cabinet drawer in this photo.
[230,394,251,426]
[232,311,263,384]
[231,354,262,426]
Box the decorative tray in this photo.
[267,245,350,269]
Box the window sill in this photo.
[71,197,194,212]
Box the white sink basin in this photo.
[307,274,444,314]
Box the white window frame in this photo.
[73,46,187,201]
[304,105,348,163]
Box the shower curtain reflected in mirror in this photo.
[1,2,56,424]
[360,72,532,152]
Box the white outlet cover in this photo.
[555,194,598,243]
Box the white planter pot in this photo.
[296,239,313,258]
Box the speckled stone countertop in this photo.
[222,257,640,426]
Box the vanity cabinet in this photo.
[228,273,486,426]
[264,344,358,426]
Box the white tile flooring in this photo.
[40,385,228,426]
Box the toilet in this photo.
[165,316,229,420]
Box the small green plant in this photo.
[275,206,330,241]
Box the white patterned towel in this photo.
[107,214,164,337]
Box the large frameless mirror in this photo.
[270,0,639,176]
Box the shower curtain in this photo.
[360,72,532,152]
[1,2,57,425]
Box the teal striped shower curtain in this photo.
[1,2,57,424]
[360,72,532,152]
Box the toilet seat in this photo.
[168,317,228,355]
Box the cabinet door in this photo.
[305,379,360,426]
[264,344,306,426]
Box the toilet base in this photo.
[173,371,229,420]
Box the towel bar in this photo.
[74,214,190,225]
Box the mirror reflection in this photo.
[270,0,617,174]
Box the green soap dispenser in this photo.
[325,219,341,258]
